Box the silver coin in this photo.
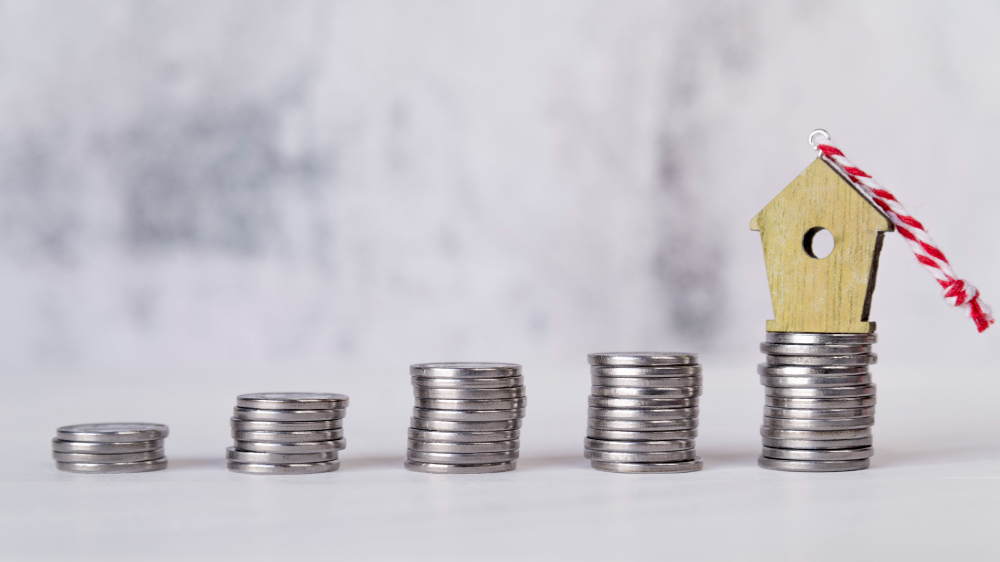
[758,456,869,472]
[588,418,698,431]
[51,439,164,454]
[408,428,520,443]
[411,376,524,389]
[231,429,343,443]
[587,428,698,441]
[230,418,343,432]
[233,439,345,453]
[52,449,165,463]
[55,423,169,443]
[765,384,876,398]
[407,440,519,454]
[588,352,698,367]
[766,332,877,345]
[764,406,875,420]
[761,446,873,461]
[761,373,873,388]
[413,398,526,411]
[762,416,875,430]
[406,450,519,465]
[590,365,702,377]
[404,460,516,474]
[584,438,695,453]
[591,375,702,388]
[760,427,872,440]
[588,396,699,409]
[227,460,340,475]
[764,406,875,419]
[412,408,525,422]
[236,393,349,411]
[758,364,870,376]
[585,449,696,463]
[54,458,167,474]
[413,387,526,400]
[226,447,337,464]
[409,417,522,431]
[587,407,699,421]
[591,458,702,473]
[233,407,345,422]
[590,385,702,398]
[766,354,877,366]
[409,362,521,378]
[761,436,874,449]
[764,396,876,409]
[760,342,873,356]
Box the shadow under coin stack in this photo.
[585,353,703,473]
[228,392,349,475]
[406,362,525,474]
[52,423,169,473]
[758,333,877,472]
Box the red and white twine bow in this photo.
[810,130,994,333]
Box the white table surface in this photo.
[2,362,997,561]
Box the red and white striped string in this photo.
[809,130,994,333]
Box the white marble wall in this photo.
[1,1,997,372]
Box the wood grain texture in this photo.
[751,159,893,333]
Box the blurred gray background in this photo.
[1,0,997,375]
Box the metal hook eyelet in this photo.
[808,129,831,150]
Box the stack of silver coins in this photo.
[52,423,169,473]
[228,392,349,475]
[758,332,877,472]
[405,362,526,474]
[585,352,703,473]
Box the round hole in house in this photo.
[803,227,835,259]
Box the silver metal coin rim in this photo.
[233,439,345,453]
[409,417,522,431]
[406,449,519,465]
[760,374,873,388]
[587,406,699,421]
[51,438,164,454]
[586,428,698,441]
[407,428,520,443]
[763,406,876,419]
[765,354,877,366]
[590,365,702,378]
[409,362,521,378]
[411,376,524,389]
[407,439,519,454]
[760,342,873,356]
[761,416,876,430]
[55,423,169,443]
[764,396,877,409]
[236,393,349,410]
[585,449,697,463]
[413,387,526,400]
[587,352,698,367]
[54,458,168,473]
[590,385,702,398]
[765,332,877,345]
[761,446,873,461]
[403,459,516,474]
[52,449,166,463]
[584,438,696,453]
[588,418,699,431]
[759,427,873,440]
[226,446,337,464]
[757,364,870,376]
[233,407,345,422]
[591,375,702,388]
[226,460,340,475]
[590,457,703,474]
[761,436,874,449]
[764,385,877,398]
[230,418,343,431]
[588,396,699,409]
[231,429,344,443]
[412,408,526,422]
[757,456,870,472]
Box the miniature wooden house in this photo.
[751,158,894,334]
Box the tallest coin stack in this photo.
[758,332,877,472]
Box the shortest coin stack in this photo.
[406,362,526,474]
[228,392,349,475]
[52,423,169,473]
[585,352,703,474]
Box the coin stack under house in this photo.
[585,353,703,473]
[758,333,877,472]
[406,363,526,474]
[228,393,349,475]
[52,423,169,474]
